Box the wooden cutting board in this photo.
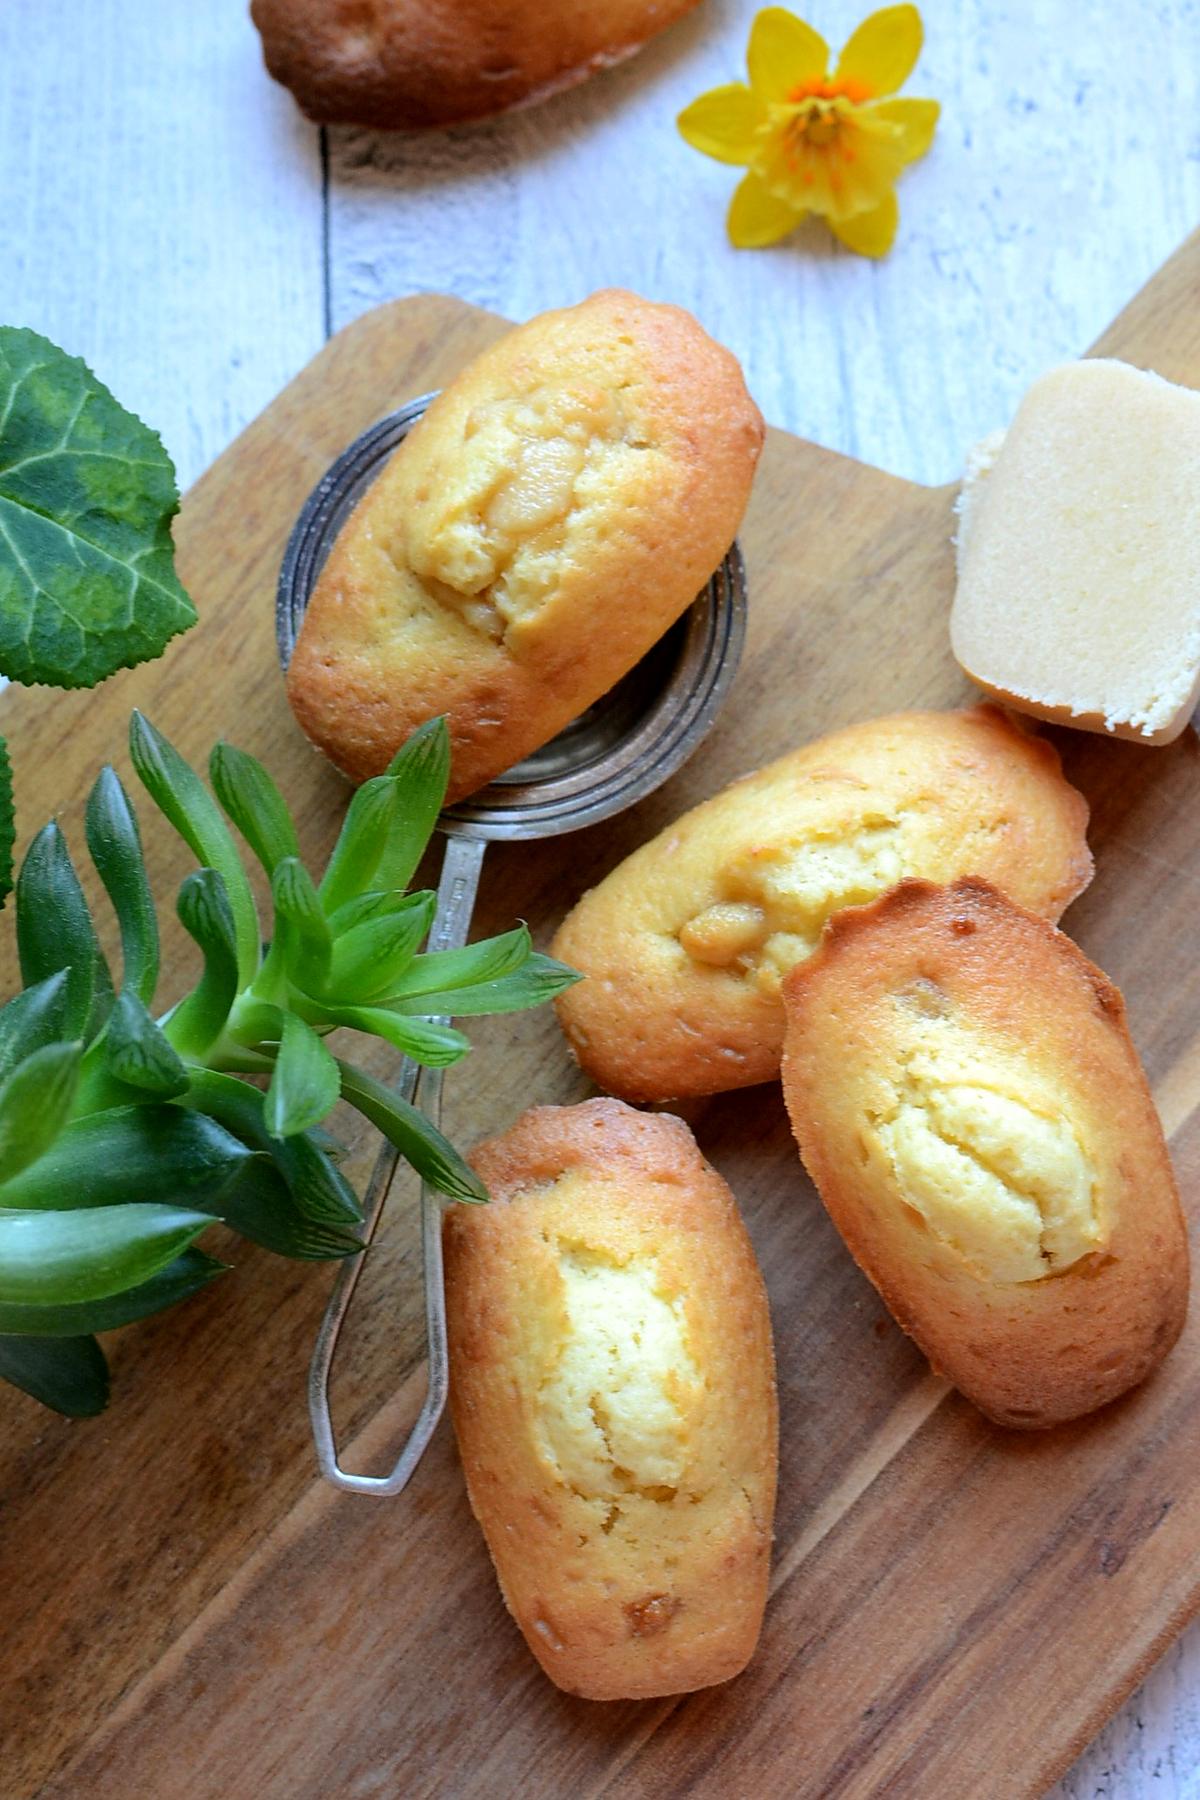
[5,237,1200,1800]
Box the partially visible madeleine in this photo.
[781,877,1188,1429]
[286,289,762,801]
[553,706,1092,1103]
[445,1099,777,1699]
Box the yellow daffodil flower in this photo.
[677,4,939,256]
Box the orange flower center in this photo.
[787,76,874,105]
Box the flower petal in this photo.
[728,172,804,248]
[871,96,940,164]
[677,84,767,166]
[835,4,923,97]
[829,190,899,257]
[747,7,829,102]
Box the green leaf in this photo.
[0,1104,252,1211]
[0,1247,225,1336]
[214,1158,361,1259]
[326,887,433,937]
[325,891,435,1003]
[0,734,13,907]
[104,990,189,1098]
[317,715,449,914]
[165,868,240,1057]
[0,1204,211,1304]
[128,712,259,984]
[16,821,113,1042]
[85,764,158,1004]
[0,969,69,1081]
[0,1334,109,1415]
[209,741,300,879]
[337,1061,487,1202]
[327,1006,470,1067]
[0,327,195,689]
[387,955,582,1019]
[386,923,533,998]
[264,1012,341,1139]
[0,1040,81,1184]
[184,1069,361,1225]
[263,857,331,996]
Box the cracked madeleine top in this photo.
[444,1098,777,1701]
[285,289,763,801]
[781,878,1188,1429]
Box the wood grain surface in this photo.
[3,239,1200,1800]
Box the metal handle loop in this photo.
[308,832,487,1495]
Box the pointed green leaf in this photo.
[264,1012,341,1138]
[104,990,188,1098]
[326,887,431,937]
[209,741,300,879]
[85,764,158,1004]
[0,1334,109,1415]
[269,857,332,991]
[16,821,113,1042]
[386,954,583,1018]
[386,923,532,998]
[0,327,195,690]
[165,868,240,1057]
[214,1157,361,1259]
[315,777,397,918]
[317,714,449,914]
[0,1204,211,1304]
[0,970,69,1081]
[0,1040,81,1184]
[326,1006,469,1066]
[184,1069,361,1225]
[0,1247,225,1336]
[325,890,435,1003]
[0,1104,252,1211]
[128,712,259,983]
[338,1061,486,1202]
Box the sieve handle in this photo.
[308,831,487,1496]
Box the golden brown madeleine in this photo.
[286,290,763,801]
[781,878,1189,1429]
[444,1099,777,1700]
[553,706,1091,1102]
[251,0,703,132]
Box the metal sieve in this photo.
[277,394,746,1495]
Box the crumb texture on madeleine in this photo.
[444,1099,777,1700]
[285,289,763,801]
[780,877,1188,1429]
[553,705,1092,1102]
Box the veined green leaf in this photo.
[326,1006,470,1067]
[0,969,69,1081]
[267,857,331,993]
[184,1069,361,1225]
[0,327,195,690]
[128,712,259,984]
[85,764,158,1004]
[214,1158,361,1259]
[209,742,300,879]
[337,1061,486,1203]
[0,1247,225,1336]
[0,1334,109,1415]
[0,1104,252,1211]
[0,1040,81,1184]
[264,1012,341,1139]
[317,715,449,914]
[386,955,582,1018]
[0,1204,211,1304]
[165,868,240,1057]
[16,822,113,1043]
[104,990,189,1098]
[0,734,13,907]
[325,891,435,1004]
[386,923,532,998]
[326,887,432,937]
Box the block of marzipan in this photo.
[951,359,1200,745]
